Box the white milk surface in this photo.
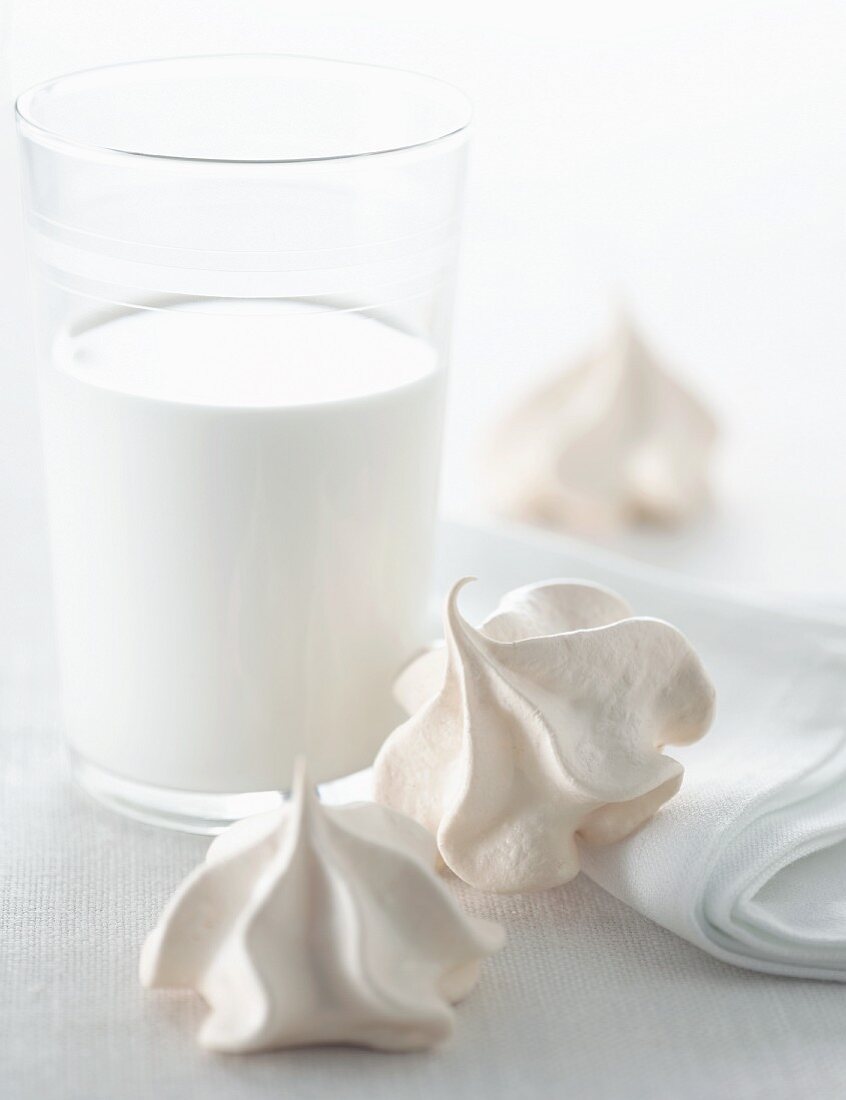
[41,301,444,792]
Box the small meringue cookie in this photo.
[485,311,718,534]
[373,578,715,894]
[140,759,504,1053]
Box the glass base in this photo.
[70,750,288,834]
[69,749,374,835]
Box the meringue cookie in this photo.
[486,311,717,534]
[140,759,504,1053]
[373,578,715,894]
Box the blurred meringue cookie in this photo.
[373,578,715,894]
[486,311,717,533]
[140,759,504,1053]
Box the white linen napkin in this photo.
[433,521,846,980]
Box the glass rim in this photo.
[14,52,473,166]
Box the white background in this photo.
[2,0,846,602]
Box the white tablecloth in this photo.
[3,519,846,1100]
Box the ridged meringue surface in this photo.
[140,760,504,1052]
[486,312,717,534]
[373,578,715,894]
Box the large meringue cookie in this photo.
[486,311,718,534]
[373,578,715,894]
[140,760,504,1053]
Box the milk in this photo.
[40,301,444,792]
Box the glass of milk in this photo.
[16,56,469,832]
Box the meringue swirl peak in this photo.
[140,757,504,1052]
[485,310,718,534]
[374,578,716,894]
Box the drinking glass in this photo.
[15,55,470,831]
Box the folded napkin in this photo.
[434,521,846,980]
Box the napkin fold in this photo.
[436,521,846,980]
